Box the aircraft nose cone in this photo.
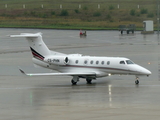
[134,65,151,76]
[141,67,151,76]
[147,69,151,75]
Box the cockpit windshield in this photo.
[120,61,125,64]
[126,60,134,64]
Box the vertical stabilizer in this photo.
[10,33,51,60]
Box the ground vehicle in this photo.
[80,30,87,37]
[119,24,136,34]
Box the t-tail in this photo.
[10,32,51,60]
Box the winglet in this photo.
[18,67,26,75]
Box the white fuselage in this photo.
[32,54,151,78]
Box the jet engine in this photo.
[44,56,69,65]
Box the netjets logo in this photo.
[30,47,45,60]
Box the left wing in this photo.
[19,68,96,76]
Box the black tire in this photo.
[135,80,139,85]
[71,79,77,85]
[86,78,92,84]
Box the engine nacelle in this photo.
[44,56,69,65]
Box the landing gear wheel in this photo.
[71,79,77,85]
[86,78,92,84]
[135,80,139,85]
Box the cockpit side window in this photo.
[126,60,134,64]
[120,61,125,64]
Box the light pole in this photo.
[157,0,160,35]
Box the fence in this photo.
[0,2,156,11]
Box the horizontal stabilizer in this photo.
[10,33,42,38]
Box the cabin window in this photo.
[107,61,110,65]
[90,60,93,64]
[75,60,78,64]
[96,61,99,64]
[120,61,125,64]
[84,60,88,64]
[101,61,104,65]
[126,60,134,64]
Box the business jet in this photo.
[10,32,151,85]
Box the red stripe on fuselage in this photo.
[32,52,44,60]
[61,64,136,73]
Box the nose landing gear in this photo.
[135,80,139,84]
[135,77,139,85]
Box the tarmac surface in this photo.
[0,28,160,120]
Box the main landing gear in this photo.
[71,76,93,85]
[135,77,139,85]
[71,76,79,85]
[86,78,92,84]
[71,79,77,85]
